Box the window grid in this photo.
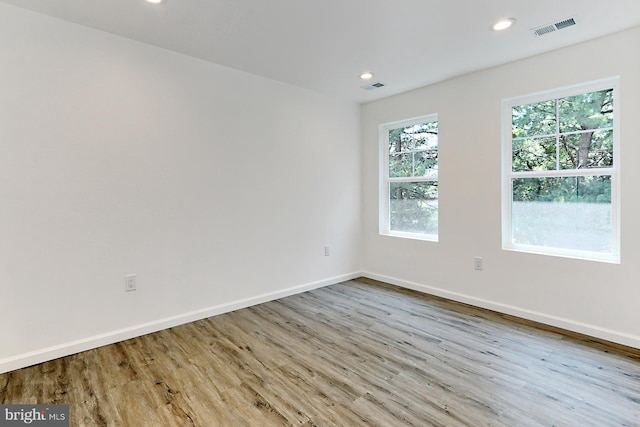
[380,114,439,241]
[502,78,620,262]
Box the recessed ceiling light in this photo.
[360,71,374,80]
[493,18,516,31]
[145,0,165,4]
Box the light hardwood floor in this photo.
[2,279,639,426]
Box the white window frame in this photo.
[501,77,620,262]
[379,114,439,241]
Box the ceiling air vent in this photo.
[362,82,385,91]
[533,24,556,37]
[555,17,576,30]
[531,15,579,37]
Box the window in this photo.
[502,78,619,262]
[380,115,439,240]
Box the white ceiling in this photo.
[2,0,640,103]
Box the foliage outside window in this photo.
[380,115,438,240]
[503,79,619,262]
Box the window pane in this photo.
[414,150,438,177]
[589,130,614,168]
[389,123,437,153]
[559,130,613,170]
[388,127,411,153]
[559,89,613,133]
[390,181,438,235]
[389,153,412,177]
[413,122,438,151]
[512,137,556,172]
[512,176,612,253]
[512,100,556,138]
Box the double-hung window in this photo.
[502,78,619,262]
[380,115,439,240]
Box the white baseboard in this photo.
[362,271,640,350]
[0,272,361,374]
[4,270,636,374]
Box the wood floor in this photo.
[1,279,639,426]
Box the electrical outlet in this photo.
[474,257,483,271]
[324,245,330,256]
[125,274,136,292]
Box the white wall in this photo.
[362,27,640,348]
[0,4,362,373]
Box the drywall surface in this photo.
[361,27,640,348]
[0,4,361,372]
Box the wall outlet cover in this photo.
[125,274,137,292]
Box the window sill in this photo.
[503,244,620,264]
[381,231,438,243]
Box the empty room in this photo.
[1,0,639,425]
